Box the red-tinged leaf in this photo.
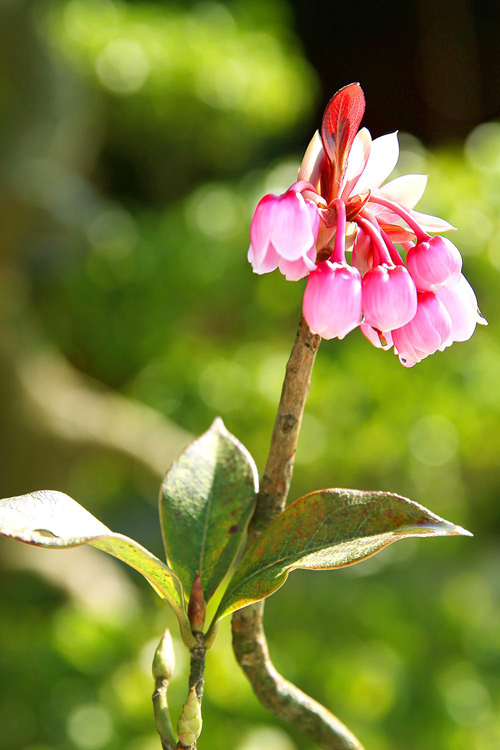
[378,223,417,243]
[321,83,365,197]
[345,191,372,221]
[212,488,471,621]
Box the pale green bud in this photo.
[177,686,202,747]
[153,628,176,682]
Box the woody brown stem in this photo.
[232,601,364,750]
[249,317,320,536]
[231,317,366,750]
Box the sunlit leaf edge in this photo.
[159,417,258,603]
[214,488,472,622]
[0,489,188,625]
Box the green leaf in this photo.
[160,418,258,602]
[0,489,188,628]
[215,488,472,620]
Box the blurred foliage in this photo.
[0,1,499,750]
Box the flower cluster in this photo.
[248,83,486,366]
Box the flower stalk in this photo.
[247,316,320,536]
[232,317,366,750]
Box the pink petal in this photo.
[303,261,362,340]
[249,193,279,266]
[361,324,393,350]
[270,192,319,261]
[248,242,279,275]
[355,132,399,195]
[278,246,317,281]
[392,292,452,366]
[378,174,428,209]
[437,275,486,343]
[407,236,462,291]
[341,127,372,199]
[362,264,418,332]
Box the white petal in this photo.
[379,174,428,209]
[298,130,326,190]
[355,131,399,194]
[341,128,372,199]
[410,209,457,232]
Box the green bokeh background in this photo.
[0,2,499,750]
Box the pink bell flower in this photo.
[437,274,487,345]
[406,236,462,291]
[303,261,362,340]
[248,190,320,281]
[248,82,485,363]
[362,265,418,332]
[392,292,452,367]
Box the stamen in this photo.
[376,329,388,347]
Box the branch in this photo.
[232,317,366,750]
[250,317,320,535]
[233,601,364,750]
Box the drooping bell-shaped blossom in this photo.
[392,292,452,367]
[356,214,417,332]
[362,264,418,332]
[248,189,320,281]
[303,200,362,340]
[437,275,487,345]
[406,236,462,292]
[247,82,484,365]
[303,261,362,340]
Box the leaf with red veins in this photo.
[321,83,366,198]
[378,223,417,243]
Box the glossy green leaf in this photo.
[215,489,472,620]
[0,489,188,626]
[160,418,258,602]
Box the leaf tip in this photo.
[450,523,473,538]
[210,416,227,434]
[416,517,473,539]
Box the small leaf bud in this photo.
[177,686,202,747]
[152,628,176,682]
[188,572,206,632]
